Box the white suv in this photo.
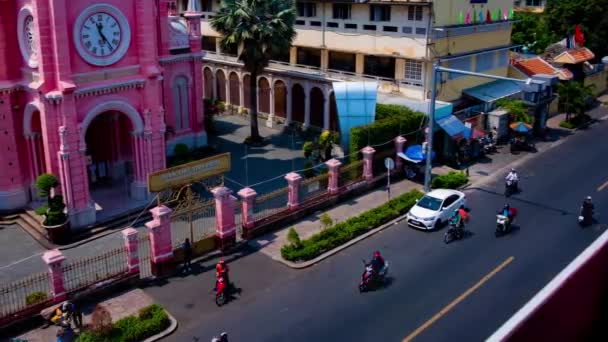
[406,189,466,230]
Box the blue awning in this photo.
[463,79,522,103]
[436,115,467,138]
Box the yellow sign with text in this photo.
[148,153,231,192]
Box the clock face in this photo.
[80,12,123,58]
[18,6,39,68]
[73,4,131,66]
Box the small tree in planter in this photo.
[35,174,69,243]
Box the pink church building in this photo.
[0,0,206,228]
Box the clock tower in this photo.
[0,0,206,229]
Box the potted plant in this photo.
[35,173,70,244]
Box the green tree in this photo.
[496,98,534,124]
[545,0,608,60]
[557,81,595,121]
[511,12,555,55]
[211,0,296,143]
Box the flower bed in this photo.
[76,304,169,342]
[281,190,423,262]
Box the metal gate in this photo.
[138,233,153,279]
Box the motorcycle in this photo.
[215,275,232,306]
[510,138,535,153]
[444,220,465,244]
[505,179,519,197]
[578,207,595,227]
[358,260,389,292]
[495,208,517,236]
[479,136,497,154]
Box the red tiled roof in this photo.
[553,47,595,64]
[512,57,573,80]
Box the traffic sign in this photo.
[384,157,395,170]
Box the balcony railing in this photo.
[202,51,417,88]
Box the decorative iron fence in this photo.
[253,187,289,222]
[300,173,329,203]
[338,160,364,188]
[171,200,216,248]
[138,233,152,279]
[61,247,129,293]
[0,271,52,319]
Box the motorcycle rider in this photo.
[581,196,594,224]
[497,204,513,232]
[505,168,519,191]
[215,259,229,290]
[370,251,385,276]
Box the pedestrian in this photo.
[69,301,83,329]
[182,238,193,272]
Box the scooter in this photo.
[505,180,519,197]
[444,221,465,244]
[479,136,497,154]
[578,207,595,227]
[358,260,389,293]
[215,275,232,306]
[496,209,518,237]
[510,138,535,153]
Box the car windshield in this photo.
[416,195,443,211]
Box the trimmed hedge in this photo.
[76,304,170,342]
[349,104,426,159]
[431,171,468,189]
[559,114,592,130]
[281,190,423,262]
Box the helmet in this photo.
[373,251,380,258]
[218,258,225,264]
[504,204,510,209]
[586,196,592,201]
[61,302,70,311]
[511,168,516,172]
[459,204,465,209]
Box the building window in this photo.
[525,0,543,6]
[329,51,356,73]
[297,47,321,68]
[297,2,316,17]
[402,26,413,34]
[201,0,212,12]
[345,23,357,29]
[370,5,391,22]
[327,22,339,28]
[364,55,395,79]
[408,6,423,21]
[495,50,509,69]
[415,27,426,35]
[475,51,494,72]
[404,59,423,81]
[383,26,398,32]
[446,56,472,79]
[333,4,351,19]
[172,76,190,131]
[201,36,216,52]
[310,21,322,26]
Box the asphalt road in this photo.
[145,119,608,342]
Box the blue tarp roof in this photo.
[436,115,467,138]
[463,79,522,103]
[397,145,436,163]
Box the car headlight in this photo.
[422,217,435,222]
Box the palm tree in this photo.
[211,0,296,144]
[557,81,595,121]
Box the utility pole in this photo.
[424,62,438,193]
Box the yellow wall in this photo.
[433,0,516,27]
[584,70,608,96]
[434,66,510,102]
[432,29,512,57]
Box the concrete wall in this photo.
[584,70,608,96]
[488,229,608,342]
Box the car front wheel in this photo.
[434,219,442,230]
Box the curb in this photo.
[276,212,411,269]
[143,311,178,342]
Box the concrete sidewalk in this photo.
[11,289,176,342]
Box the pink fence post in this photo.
[237,187,257,237]
[325,159,342,195]
[42,250,67,303]
[122,228,140,275]
[212,186,237,251]
[361,146,376,182]
[145,205,174,277]
[395,136,407,172]
[285,172,302,209]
